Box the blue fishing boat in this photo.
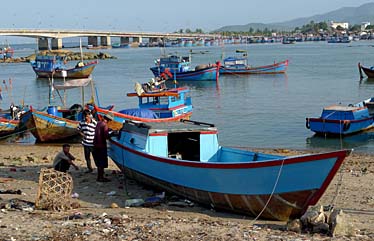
[112,43,130,48]
[306,98,374,136]
[220,50,288,74]
[150,55,219,81]
[109,119,350,221]
[92,86,193,131]
[30,55,97,79]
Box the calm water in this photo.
[2,41,374,153]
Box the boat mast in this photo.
[80,38,84,62]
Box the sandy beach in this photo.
[0,144,373,240]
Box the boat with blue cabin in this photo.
[220,50,288,74]
[150,55,219,81]
[306,98,374,136]
[30,55,97,79]
[108,119,350,220]
[93,85,193,131]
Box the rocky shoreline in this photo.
[0,145,373,240]
[0,50,116,64]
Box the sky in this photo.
[0,0,372,33]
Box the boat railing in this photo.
[180,119,215,127]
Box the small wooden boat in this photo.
[21,78,93,142]
[22,108,80,142]
[0,105,29,138]
[150,55,219,81]
[358,62,374,78]
[30,55,97,79]
[109,120,351,221]
[220,50,288,74]
[93,86,193,131]
[306,98,374,136]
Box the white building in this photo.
[361,22,371,31]
[330,21,349,29]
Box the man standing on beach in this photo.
[93,113,113,182]
[53,144,79,173]
[77,109,97,173]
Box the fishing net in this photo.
[35,168,74,211]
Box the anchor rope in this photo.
[328,119,349,209]
[249,157,285,226]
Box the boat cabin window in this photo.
[168,132,200,161]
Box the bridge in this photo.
[0,29,221,50]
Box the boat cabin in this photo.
[31,55,66,72]
[223,49,249,68]
[119,120,219,162]
[321,105,370,120]
[223,56,248,68]
[116,120,283,163]
[126,87,192,118]
[156,55,191,73]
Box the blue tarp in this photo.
[118,108,158,119]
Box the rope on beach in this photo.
[328,127,349,209]
[35,168,74,211]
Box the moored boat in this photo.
[0,117,19,138]
[93,85,193,131]
[22,108,81,142]
[21,78,94,142]
[358,62,374,78]
[220,50,288,74]
[109,119,351,221]
[30,55,97,79]
[306,98,374,136]
[0,105,29,138]
[150,55,220,81]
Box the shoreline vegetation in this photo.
[0,50,116,63]
[0,144,373,240]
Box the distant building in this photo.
[361,22,371,31]
[330,21,349,29]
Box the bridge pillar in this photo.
[51,38,63,50]
[100,36,111,46]
[149,37,158,44]
[131,36,142,48]
[120,37,129,45]
[88,36,98,47]
[38,37,49,50]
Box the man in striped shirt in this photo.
[77,109,97,173]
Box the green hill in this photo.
[214,2,374,32]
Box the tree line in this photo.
[174,21,374,36]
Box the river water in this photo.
[2,41,374,153]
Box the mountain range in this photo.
[214,2,374,32]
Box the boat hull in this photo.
[220,60,288,74]
[109,138,349,220]
[24,109,80,142]
[32,62,97,79]
[307,117,374,135]
[150,66,218,81]
[0,118,20,138]
[359,64,374,78]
